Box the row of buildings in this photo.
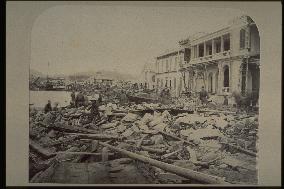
[141,15,260,102]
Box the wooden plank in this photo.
[161,149,182,160]
[140,146,165,154]
[220,142,257,157]
[66,133,119,140]
[42,135,78,147]
[29,139,55,159]
[158,131,196,146]
[99,142,229,184]
[52,151,114,156]
[53,123,99,134]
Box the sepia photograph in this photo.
[6,1,282,187]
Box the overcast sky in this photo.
[30,5,244,77]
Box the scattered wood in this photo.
[65,133,119,140]
[125,139,152,145]
[49,123,99,134]
[158,131,195,146]
[186,147,197,162]
[161,149,182,160]
[99,142,229,184]
[102,147,109,162]
[192,161,209,168]
[30,160,58,183]
[55,147,80,162]
[96,119,107,126]
[156,173,190,183]
[140,146,165,154]
[29,140,55,159]
[111,113,127,117]
[91,140,100,152]
[197,109,236,115]
[137,134,149,148]
[220,142,257,157]
[52,151,114,156]
[42,135,78,147]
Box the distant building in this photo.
[155,48,184,97]
[139,61,156,90]
[49,77,66,88]
[92,72,113,86]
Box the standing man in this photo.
[44,100,52,113]
[53,102,59,111]
[70,90,76,107]
[223,95,229,106]
[105,103,113,122]
[75,91,85,107]
[199,86,208,105]
[89,99,100,123]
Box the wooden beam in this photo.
[220,142,257,157]
[158,131,196,146]
[29,140,55,159]
[99,142,229,184]
[65,133,120,140]
[52,151,115,156]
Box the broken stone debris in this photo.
[29,99,258,184]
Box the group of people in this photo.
[71,91,104,123]
[199,86,229,106]
[43,91,107,125]
[42,86,229,126]
[44,100,59,113]
[70,91,90,108]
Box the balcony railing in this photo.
[189,50,231,65]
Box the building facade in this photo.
[139,61,156,90]
[155,49,184,97]
[178,15,260,103]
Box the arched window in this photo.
[223,65,229,87]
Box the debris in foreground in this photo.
[29,98,258,184]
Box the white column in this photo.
[245,57,249,94]
[204,42,207,56]
[197,45,199,58]
[212,39,215,54]
[194,70,198,92]
[212,72,216,93]
[221,36,224,52]
[156,61,158,73]
[217,63,222,94]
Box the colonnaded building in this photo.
[143,15,260,104]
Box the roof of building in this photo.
[178,15,254,46]
[156,48,184,59]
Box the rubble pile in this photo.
[29,100,258,184]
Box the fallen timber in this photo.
[99,142,229,184]
[158,131,196,146]
[51,123,99,134]
[38,121,99,134]
[137,134,149,148]
[130,108,194,116]
[197,109,237,115]
[42,135,78,147]
[139,146,165,154]
[65,133,120,140]
[29,140,56,158]
[220,142,257,157]
[127,94,158,104]
[161,149,183,160]
[52,151,115,156]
